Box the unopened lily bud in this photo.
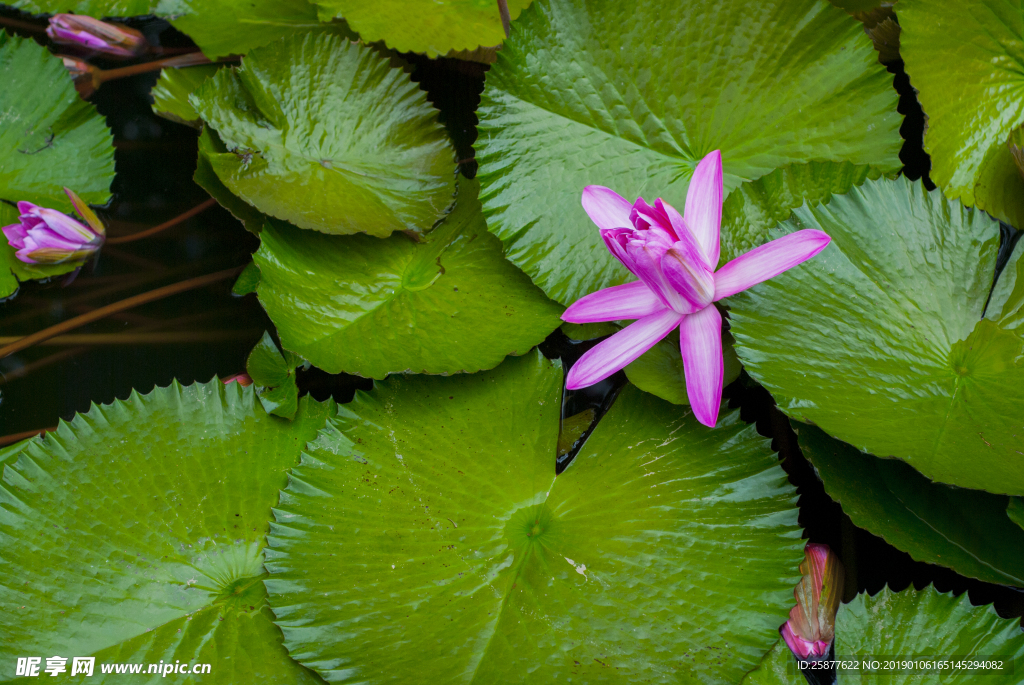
[59,56,101,98]
[780,543,845,661]
[1009,127,1024,183]
[2,189,105,265]
[47,14,147,57]
[223,374,254,387]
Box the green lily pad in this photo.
[476,0,902,306]
[253,178,563,378]
[247,331,302,419]
[729,176,1024,495]
[798,424,1024,587]
[1008,497,1024,531]
[265,351,804,684]
[10,0,153,16]
[985,235,1024,331]
[151,65,223,127]
[0,34,115,298]
[312,0,531,56]
[157,0,355,59]
[899,0,1024,229]
[625,329,743,406]
[194,129,267,234]
[720,162,882,267]
[0,380,334,682]
[192,33,455,237]
[232,260,261,296]
[744,586,1024,684]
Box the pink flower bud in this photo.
[59,56,101,98]
[223,374,254,387]
[780,543,845,661]
[2,189,105,265]
[47,14,147,58]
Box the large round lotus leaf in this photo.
[729,176,1024,495]
[191,33,455,237]
[10,0,152,16]
[0,34,115,298]
[744,586,1024,684]
[313,0,531,56]
[156,0,355,59]
[476,0,902,306]
[797,424,1024,587]
[0,380,334,683]
[899,0,1024,229]
[265,351,804,684]
[253,178,563,378]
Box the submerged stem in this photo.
[0,266,244,359]
[106,197,218,244]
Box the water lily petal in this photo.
[562,281,668,323]
[33,207,97,243]
[679,305,723,427]
[632,197,677,242]
[662,241,716,309]
[582,185,633,232]
[566,308,684,389]
[713,229,831,300]
[601,228,638,274]
[3,223,28,248]
[684,150,723,269]
[626,240,690,312]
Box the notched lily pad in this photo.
[265,351,803,684]
[253,178,563,378]
[0,380,334,682]
[477,0,902,306]
[730,177,1024,495]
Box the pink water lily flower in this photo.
[3,189,106,265]
[562,150,831,427]
[47,14,147,57]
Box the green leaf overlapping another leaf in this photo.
[729,177,1024,495]
[312,0,532,57]
[247,331,304,419]
[192,33,455,237]
[0,33,116,299]
[477,0,902,306]
[253,178,563,378]
[157,0,355,59]
[798,424,1024,587]
[744,586,1024,684]
[265,351,803,684]
[899,0,1024,229]
[0,380,334,683]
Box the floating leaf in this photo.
[265,351,803,684]
[730,177,1024,495]
[247,331,302,419]
[312,0,531,56]
[798,424,1024,587]
[0,34,115,298]
[151,64,223,127]
[157,0,355,59]
[232,260,261,296]
[625,329,742,406]
[194,129,267,234]
[899,0,1024,228]
[559,321,618,341]
[744,586,1024,684]
[0,380,333,681]
[1008,497,1024,531]
[11,0,153,16]
[192,33,455,237]
[477,0,902,306]
[253,178,563,378]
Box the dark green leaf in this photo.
[246,331,299,419]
